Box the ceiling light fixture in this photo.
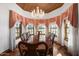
[31,6,45,18]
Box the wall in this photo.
[0,4,9,53]
[77,3,79,55]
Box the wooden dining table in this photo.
[19,32,55,56]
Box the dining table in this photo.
[18,32,55,56]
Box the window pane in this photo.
[38,25,46,41]
[38,25,46,35]
[26,24,34,35]
[49,23,58,36]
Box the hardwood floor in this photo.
[53,42,71,56]
[0,42,71,56]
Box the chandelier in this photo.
[31,6,45,18]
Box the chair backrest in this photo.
[18,41,48,56]
[33,31,41,43]
[51,33,57,44]
[21,34,25,41]
[33,35,39,43]
[21,32,31,41]
[36,42,48,56]
[45,32,52,47]
[45,33,56,56]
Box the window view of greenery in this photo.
[16,22,59,41]
[38,25,46,41]
[49,23,58,36]
[16,23,20,38]
[38,26,46,35]
[26,24,34,35]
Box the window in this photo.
[16,24,20,38]
[15,20,22,38]
[26,24,34,35]
[49,22,58,36]
[38,25,46,35]
[38,24,46,41]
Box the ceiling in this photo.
[17,3,64,13]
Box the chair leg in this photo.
[48,47,53,56]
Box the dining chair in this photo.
[21,32,31,42]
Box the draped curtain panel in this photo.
[72,4,78,28]
[9,4,77,29]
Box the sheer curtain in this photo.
[9,25,16,50]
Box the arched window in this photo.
[26,24,34,35]
[37,24,46,41]
[15,20,22,38]
[49,22,58,36]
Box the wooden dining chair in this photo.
[45,32,56,56]
[21,32,31,42]
[36,42,48,56]
[33,31,41,43]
